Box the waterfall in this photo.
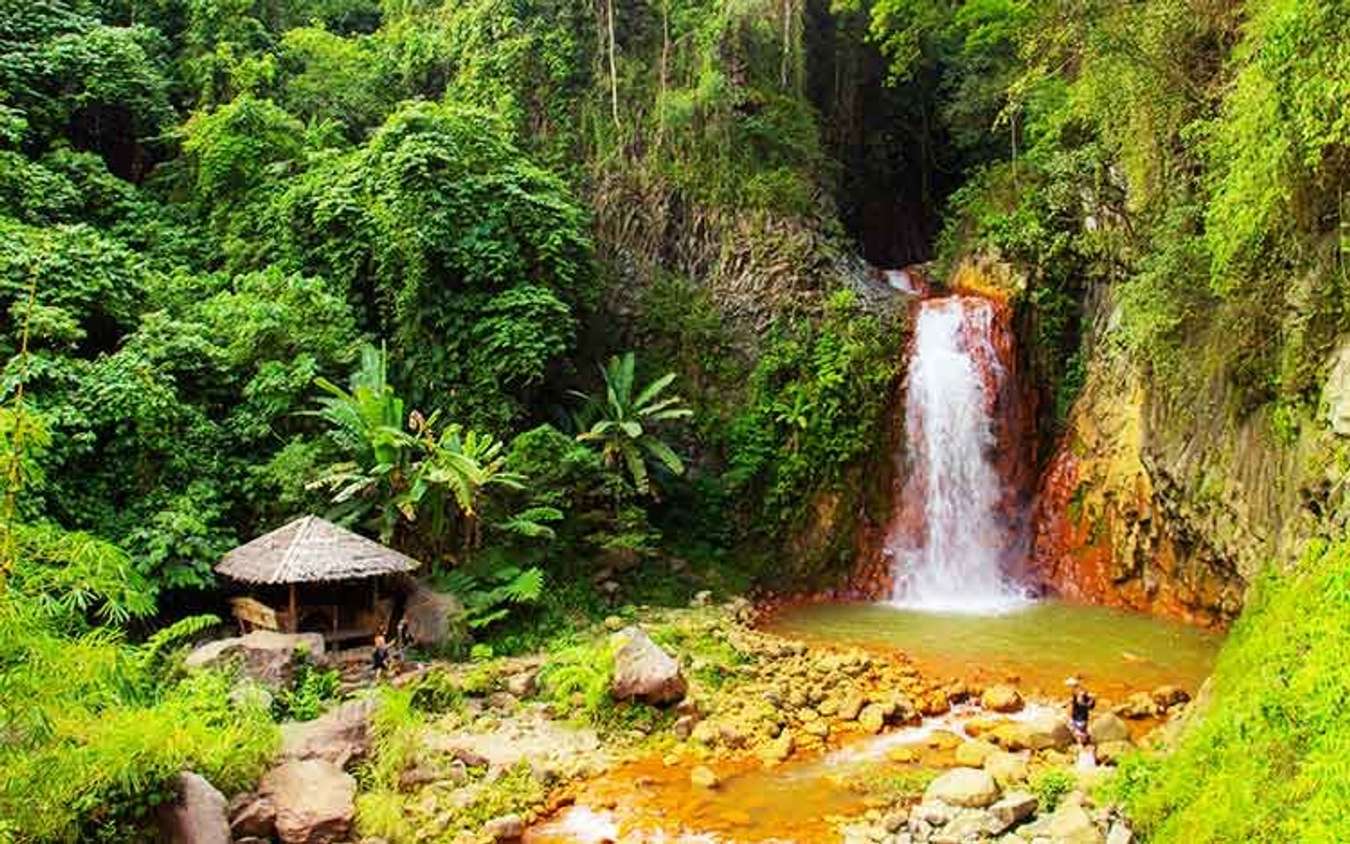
[887,295,1030,613]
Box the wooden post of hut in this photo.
[216,515,422,646]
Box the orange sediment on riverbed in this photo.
[526,752,870,843]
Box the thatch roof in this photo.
[216,515,421,585]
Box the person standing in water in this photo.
[1067,677,1095,745]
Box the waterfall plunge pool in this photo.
[765,600,1222,701]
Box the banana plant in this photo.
[572,352,693,496]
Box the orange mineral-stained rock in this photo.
[1028,364,1242,627]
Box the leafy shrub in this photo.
[0,614,278,841]
[435,560,545,632]
[272,654,341,722]
[405,668,464,715]
[1109,539,1350,842]
[1031,768,1075,813]
[725,289,900,536]
[538,639,616,724]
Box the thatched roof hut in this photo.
[217,516,422,641]
[217,515,421,584]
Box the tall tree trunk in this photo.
[781,0,792,88]
[0,255,39,575]
[607,0,620,130]
[658,0,669,146]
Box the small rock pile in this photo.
[840,768,1137,844]
[677,628,935,762]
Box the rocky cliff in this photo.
[1029,286,1350,626]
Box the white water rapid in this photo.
[887,295,1031,613]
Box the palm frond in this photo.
[632,370,677,409]
[641,437,685,475]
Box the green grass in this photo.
[1110,539,1350,842]
[1032,768,1076,813]
[845,765,938,801]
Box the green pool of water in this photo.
[767,600,1223,696]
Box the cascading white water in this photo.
[883,268,921,296]
[887,295,1030,613]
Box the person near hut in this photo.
[396,615,411,653]
[372,633,391,678]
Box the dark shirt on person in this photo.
[1071,691,1095,725]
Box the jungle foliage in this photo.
[1110,539,1350,843]
[2,0,893,609]
[1,1,904,834]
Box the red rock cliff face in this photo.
[1025,271,1350,627]
[1028,369,1244,626]
[852,257,1343,627]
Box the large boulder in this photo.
[690,765,720,789]
[988,791,1038,831]
[989,713,1074,751]
[1150,685,1190,710]
[984,750,1029,785]
[1019,794,1103,844]
[610,626,687,705]
[185,631,326,687]
[923,767,1001,808]
[955,740,997,767]
[1088,712,1131,744]
[280,698,375,768]
[482,813,525,840]
[156,772,230,844]
[228,793,277,840]
[858,703,887,734]
[402,583,468,650]
[260,759,356,844]
[1115,691,1158,719]
[938,808,1004,840]
[1044,802,1104,844]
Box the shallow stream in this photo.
[526,600,1221,843]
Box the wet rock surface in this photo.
[924,768,1000,808]
[195,602,1182,844]
[279,698,374,768]
[259,759,356,844]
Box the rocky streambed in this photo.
[168,599,1207,844]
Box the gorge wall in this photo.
[1028,282,1350,627]
[854,253,1350,629]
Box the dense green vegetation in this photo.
[1111,539,1350,843]
[3,0,1348,839]
[1,0,897,603]
[0,525,276,841]
[0,0,900,837]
